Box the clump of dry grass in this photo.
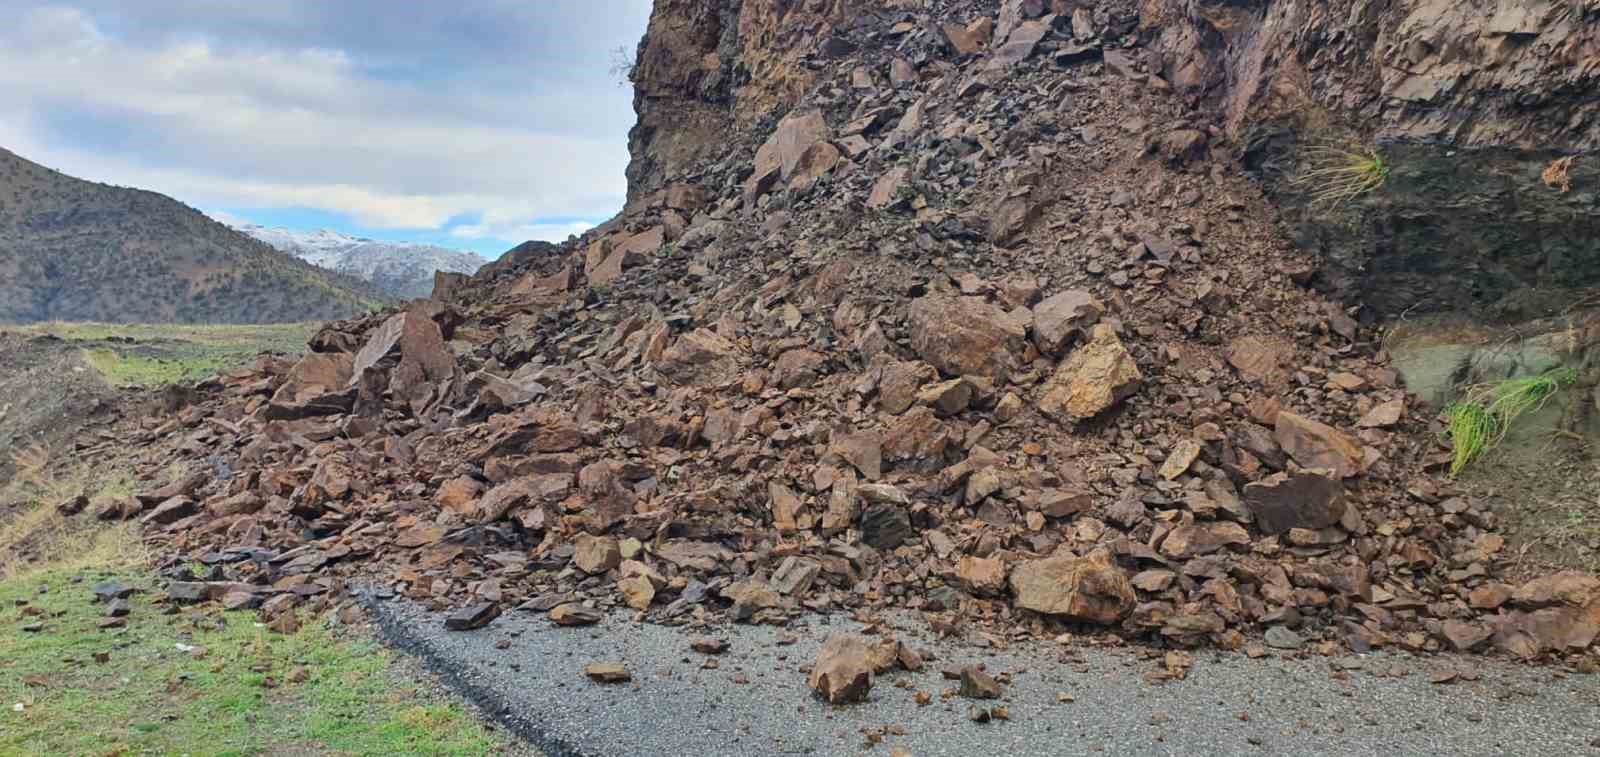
[1289,144,1390,207]
[0,455,146,579]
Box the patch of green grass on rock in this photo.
[0,568,505,756]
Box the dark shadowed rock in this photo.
[1242,470,1346,535]
[445,603,500,631]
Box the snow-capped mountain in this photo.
[231,224,486,300]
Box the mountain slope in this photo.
[0,148,384,324]
[233,224,485,300]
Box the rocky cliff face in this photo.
[1142,0,1600,151]
[1139,0,1600,320]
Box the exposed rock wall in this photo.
[627,0,872,203]
[1135,0,1600,321]
[1141,0,1600,151]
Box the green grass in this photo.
[15,322,315,388]
[80,347,243,388]
[0,459,509,756]
[1445,367,1579,476]
[1289,145,1390,207]
[0,569,506,756]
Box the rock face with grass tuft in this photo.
[1446,368,1578,476]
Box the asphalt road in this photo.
[364,595,1600,757]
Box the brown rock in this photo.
[436,477,484,517]
[942,17,993,55]
[617,575,656,611]
[957,555,1008,596]
[788,142,842,191]
[958,665,1002,699]
[722,579,781,620]
[809,634,874,704]
[1031,289,1103,356]
[1158,439,1202,480]
[908,296,1025,380]
[1009,550,1135,624]
[1242,470,1346,535]
[773,349,827,389]
[444,603,500,631]
[550,603,602,626]
[264,352,355,420]
[1159,521,1249,559]
[882,406,951,463]
[475,479,533,524]
[889,57,916,87]
[771,556,822,596]
[917,378,974,416]
[768,482,805,532]
[1357,399,1405,428]
[691,638,729,654]
[140,496,196,526]
[1038,324,1142,421]
[573,535,622,575]
[1132,570,1177,592]
[657,328,740,386]
[752,108,831,185]
[1513,572,1600,608]
[830,431,883,481]
[584,662,631,683]
[1469,584,1514,610]
[1274,412,1366,478]
[878,360,939,414]
[1441,620,1492,652]
[1226,335,1295,387]
[1037,488,1094,518]
[866,165,911,210]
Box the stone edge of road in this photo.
[359,589,589,757]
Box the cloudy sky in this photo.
[0,1,653,256]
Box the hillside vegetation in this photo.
[0,148,385,324]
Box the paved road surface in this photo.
[364,595,1600,756]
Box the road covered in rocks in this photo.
[370,596,1600,757]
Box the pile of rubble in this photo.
[95,0,1600,668]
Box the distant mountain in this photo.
[233,224,485,300]
[0,147,384,325]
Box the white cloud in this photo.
[0,3,646,240]
[450,220,595,244]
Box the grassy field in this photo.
[14,321,316,388]
[0,462,513,756]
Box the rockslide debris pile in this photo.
[96,0,1600,667]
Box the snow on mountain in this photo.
[231,224,486,300]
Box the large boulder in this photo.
[1008,550,1135,624]
[808,634,874,704]
[1031,289,1103,356]
[264,352,355,420]
[656,328,741,386]
[1038,324,1142,421]
[745,108,832,203]
[907,296,1025,380]
[1241,469,1346,534]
